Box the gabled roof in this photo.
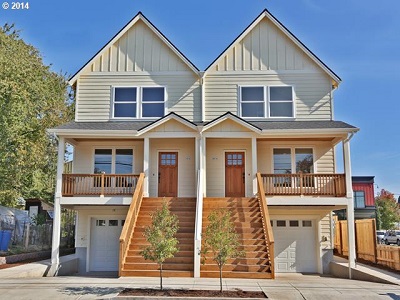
[69,12,199,85]
[204,9,341,86]
[137,112,198,134]
[202,112,262,133]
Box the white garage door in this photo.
[272,219,317,273]
[90,217,125,271]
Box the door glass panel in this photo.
[115,149,133,174]
[277,220,286,227]
[289,220,299,227]
[302,220,312,227]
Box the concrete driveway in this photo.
[0,274,399,299]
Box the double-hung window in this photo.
[239,86,294,118]
[112,87,165,119]
[94,149,133,174]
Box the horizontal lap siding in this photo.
[77,74,201,121]
[320,213,333,249]
[204,73,332,121]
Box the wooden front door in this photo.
[225,152,245,197]
[158,152,178,197]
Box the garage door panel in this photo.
[273,219,317,273]
[90,217,125,272]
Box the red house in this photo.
[352,176,376,219]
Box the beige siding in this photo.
[206,138,253,197]
[73,140,144,174]
[211,18,319,72]
[320,213,333,249]
[206,119,253,132]
[76,74,201,122]
[257,140,334,173]
[148,138,195,197]
[147,119,197,133]
[204,73,332,121]
[75,206,128,248]
[90,20,189,73]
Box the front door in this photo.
[158,152,178,197]
[225,152,245,197]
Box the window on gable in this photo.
[112,87,165,119]
[354,191,365,208]
[239,86,294,118]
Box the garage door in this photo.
[90,217,125,271]
[272,219,317,273]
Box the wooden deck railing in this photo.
[256,172,275,278]
[119,173,145,276]
[260,173,346,197]
[62,174,140,196]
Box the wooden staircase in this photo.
[200,197,273,279]
[120,197,195,277]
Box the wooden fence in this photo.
[334,218,400,271]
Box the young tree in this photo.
[375,189,400,230]
[141,202,179,290]
[0,24,74,207]
[201,209,243,292]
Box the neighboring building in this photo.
[335,176,376,220]
[48,9,358,278]
[25,198,54,222]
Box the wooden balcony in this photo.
[62,174,140,197]
[260,173,346,197]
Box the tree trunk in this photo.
[219,264,223,292]
[160,263,163,290]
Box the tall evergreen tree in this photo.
[0,24,74,206]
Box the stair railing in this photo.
[119,173,145,276]
[194,169,203,278]
[256,172,275,278]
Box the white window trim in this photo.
[111,86,167,120]
[238,85,296,119]
[271,146,316,174]
[93,146,135,174]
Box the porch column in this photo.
[343,138,356,276]
[200,136,206,196]
[50,136,65,276]
[143,137,150,197]
[252,137,257,195]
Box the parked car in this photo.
[376,230,386,244]
[383,230,400,245]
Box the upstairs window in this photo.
[239,86,294,118]
[112,87,165,119]
[354,191,365,208]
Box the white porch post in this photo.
[343,138,356,277]
[194,135,205,278]
[143,137,150,197]
[251,137,257,195]
[200,136,206,196]
[50,136,65,276]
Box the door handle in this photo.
[158,172,161,183]
[242,172,245,183]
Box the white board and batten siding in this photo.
[205,18,332,121]
[75,19,201,122]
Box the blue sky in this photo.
[1,0,399,197]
